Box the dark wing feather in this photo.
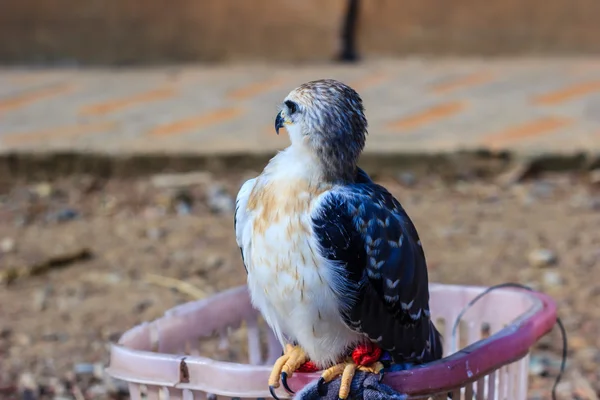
[235,178,256,275]
[313,169,442,364]
[233,203,248,274]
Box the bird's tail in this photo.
[428,320,444,362]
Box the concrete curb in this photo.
[1,149,598,184]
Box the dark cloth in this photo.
[293,371,408,400]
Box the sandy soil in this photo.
[0,169,598,400]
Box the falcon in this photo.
[234,79,442,399]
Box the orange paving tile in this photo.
[482,117,573,149]
[386,101,465,132]
[148,107,243,136]
[533,81,600,105]
[349,73,389,91]
[430,72,493,94]
[227,77,285,101]
[80,87,176,116]
[2,122,117,146]
[0,84,75,112]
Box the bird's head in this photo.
[275,79,368,182]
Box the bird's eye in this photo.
[285,100,298,115]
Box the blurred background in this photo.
[0,1,599,399]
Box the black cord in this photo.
[451,282,567,400]
[338,0,360,62]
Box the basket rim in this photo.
[106,283,557,397]
[293,284,557,395]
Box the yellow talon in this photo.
[320,362,346,383]
[318,358,385,400]
[268,344,309,397]
[357,361,385,374]
[268,352,289,388]
[339,363,357,400]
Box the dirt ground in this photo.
[0,167,599,400]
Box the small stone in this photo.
[397,171,417,187]
[151,172,212,189]
[14,333,31,346]
[133,299,153,313]
[74,363,95,375]
[64,371,76,383]
[175,200,193,215]
[437,220,465,238]
[103,273,122,284]
[145,227,166,240]
[206,254,224,269]
[206,184,235,214]
[170,251,190,264]
[31,182,53,198]
[172,190,194,215]
[92,363,105,380]
[528,248,558,268]
[33,286,52,312]
[0,237,15,253]
[46,208,80,223]
[529,181,555,199]
[543,270,562,287]
[57,208,80,221]
[452,181,470,195]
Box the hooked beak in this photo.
[275,111,285,135]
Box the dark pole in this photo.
[337,0,360,62]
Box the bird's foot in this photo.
[269,343,309,399]
[317,358,385,400]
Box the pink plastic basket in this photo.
[106,283,557,399]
